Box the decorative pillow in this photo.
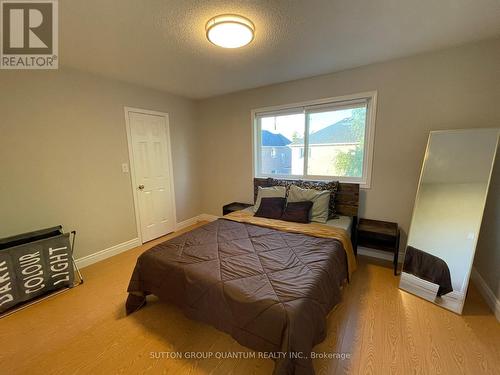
[267,178,339,218]
[281,201,313,223]
[254,186,286,213]
[254,197,286,219]
[287,185,330,223]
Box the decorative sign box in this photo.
[0,226,74,313]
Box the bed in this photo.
[126,178,359,374]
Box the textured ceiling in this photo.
[60,0,500,99]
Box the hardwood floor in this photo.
[1,222,498,375]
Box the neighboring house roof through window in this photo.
[262,130,292,146]
[291,117,358,146]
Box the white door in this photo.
[126,109,176,242]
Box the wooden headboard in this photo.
[253,178,359,217]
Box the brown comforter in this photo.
[403,245,453,296]
[126,216,354,374]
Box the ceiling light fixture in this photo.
[205,14,255,48]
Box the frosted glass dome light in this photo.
[206,14,255,48]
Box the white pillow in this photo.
[287,185,330,223]
[254,186,286,213]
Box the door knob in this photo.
[138,184,145,190]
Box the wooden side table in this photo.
[222,202,253,216]
[358,218,400,275]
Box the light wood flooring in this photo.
[1,222,499,374]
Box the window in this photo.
[253,92,376,187]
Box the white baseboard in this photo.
[435,290,465,314]
[357,246,405,262]
[198,213,220,222]
[400,272,465,314]
[175,216,200,231]
[176,214,219,230]
[400,271,440,302]
[471,267,500,322]
[175,214,220,230]
[75,237,141,269]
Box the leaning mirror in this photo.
[399,128,499,314]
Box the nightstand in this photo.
[222,202,253,216]
[358,218,400,275]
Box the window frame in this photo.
[252,91,377,188]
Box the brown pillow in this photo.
[281,201,314,223]
[266,178,339,218]
[254,197,286,219]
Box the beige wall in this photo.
[1,37,499,297]
[474,149,500,300]
[196,37,500,247]
[0,68,200,259]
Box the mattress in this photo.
[243,206,353,236]
[326,215,353,235]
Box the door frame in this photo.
[124,106,177,244]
